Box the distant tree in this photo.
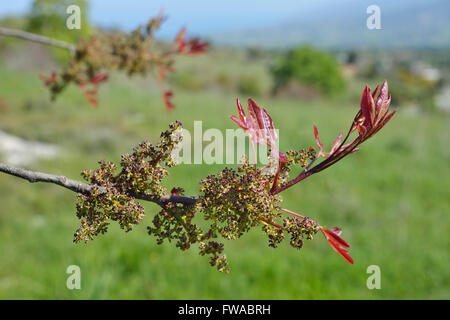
[271,46,345,96]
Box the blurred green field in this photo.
[0,51,449,299]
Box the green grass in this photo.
[0,58,449,299]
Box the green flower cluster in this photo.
[200,160,282,240]
[40,16,175,105]
[283,217,320,249]
[74,121,182,243]
[75,122,321,272]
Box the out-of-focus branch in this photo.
[0,26,76,52]
[0,163,198,207]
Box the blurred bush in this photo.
[215,72,234,91]
[170,69,207,91]
[271,45,345,96]
[237,74,262,96]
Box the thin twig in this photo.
[0,163,198,207]
[279,207,305,219]
[0,26,76,52]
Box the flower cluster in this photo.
[75,81,395,271]
[74,121,183,243]
[143,153,339,272]
[199,159,281,240]
[283,217,320,249]
[40,14,207,109]
[148,157,280,273]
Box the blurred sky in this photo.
[0,0,444,40]
[0,0,355,36]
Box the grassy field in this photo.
[0,50,449,299]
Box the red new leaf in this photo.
[186,38,208,55]
[357,80,396,140]
[163,90,175,112]
[230,98,287,162]
[175,27,187,53]
[90,73,108,86]
[321,228,353,264]
[174,28,208,55]
[313,125,324,156]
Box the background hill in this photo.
[212,0,450,49]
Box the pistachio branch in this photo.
[272,81,395,195]
[0,26,76,52]
[0,163,197,207]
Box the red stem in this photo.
[280,207,305,219]
[272,133,362,195]
[270,159,281,193]
[259,216,285,229]
[272,170,313,195]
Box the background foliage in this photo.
[271,46,345,96]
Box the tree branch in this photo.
[0,26,76,52]
[0,163,198,207]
